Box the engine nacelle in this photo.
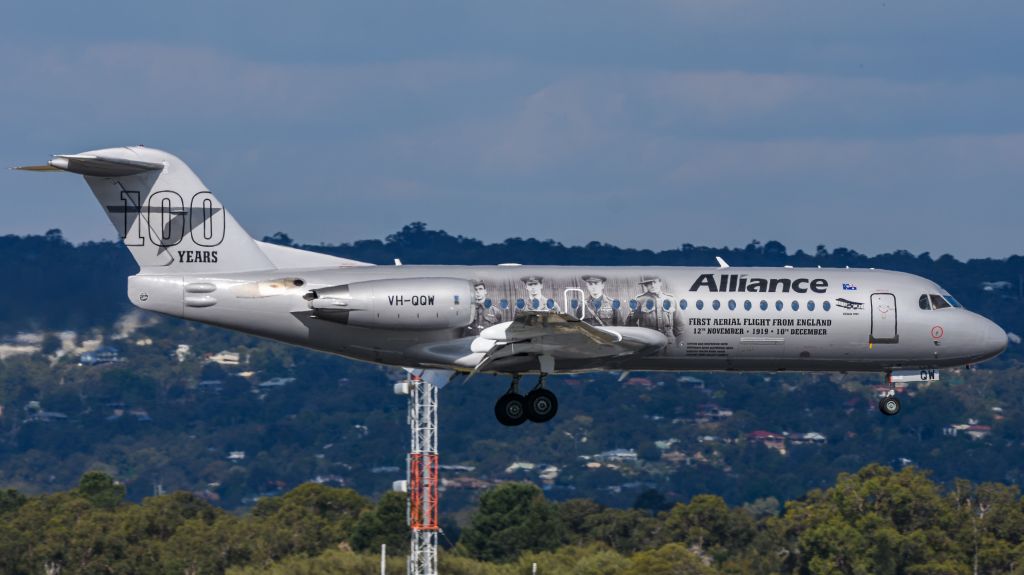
[305,277,474,330]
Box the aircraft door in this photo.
[870,293,899,344]
[564,288,585,320]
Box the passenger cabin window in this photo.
[919,294,931,310]
[679,299,687,310]
[929,294,951,310]
[612,299,621,309]
[728,300,737,310]
[500,299,509,310]
[712,300,721,310]
[663,299,673,311]
[484,298,493,309]
[791,300,799,311]
[823,301,831,311]
[744,300,752,311]
[760,300,768,311]
[775,300,784,311]
[807,300,816,311]
[696,300,704,310]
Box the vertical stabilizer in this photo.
[42,147,274,274]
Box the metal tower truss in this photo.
[395,370,446,575]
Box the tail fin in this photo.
[19,146,274,274]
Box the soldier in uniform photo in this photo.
[516,275,561,317]
[626,275,684,346]
[462,280,505,336]
[580,274,622,326]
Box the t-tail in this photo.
[15,146,367,275]
[18,146,274,274]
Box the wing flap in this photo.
[407,311,668,373]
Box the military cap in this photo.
[520,275,544,284]
[638,275,662,285]
[472,279,486,287]
[582,274,607,283]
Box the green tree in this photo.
[457,482,566,562]
[664,495,755,560]
[76,471,125,509]
[625,543,718,575]
[782,465,968,574]
[350,491,410,554]
[250,483,369,558]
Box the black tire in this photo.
[879,396,901,416]
[525,388,558,423]
[495,393,528,426]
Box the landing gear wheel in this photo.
[495,393,528,426]
[879,396,901,416]
[525,388,558,423]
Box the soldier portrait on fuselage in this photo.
[626,275,684,346]
[515,275,561,317]
[462,280,505,337]
[580,274,622,326]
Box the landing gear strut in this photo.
[878,371,901,416]
[494,373,559,426]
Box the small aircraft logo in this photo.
[835,298,864,310]
[842,283,858,291]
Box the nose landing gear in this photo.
[878,371,901,416]
[878,394,901,416]
[494,373,559,426]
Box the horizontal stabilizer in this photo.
[12,164,61,172]
[15,153,164,177]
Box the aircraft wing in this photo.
[406,311,668,372]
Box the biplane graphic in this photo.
[835,298,865,310]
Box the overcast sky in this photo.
[2,1,1023,259]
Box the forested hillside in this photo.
[1,465,1021,574]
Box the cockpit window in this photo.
[943,295,963,308]
[919,294,931,310]
[929,294,951,310]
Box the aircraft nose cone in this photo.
[979,317,1008,359]
[970,313,1011,358]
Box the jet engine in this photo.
[304,278,474,330]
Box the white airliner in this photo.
[18,147,1008,425]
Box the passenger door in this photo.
[870,293,899,344]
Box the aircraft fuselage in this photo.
[128,264,1008,374]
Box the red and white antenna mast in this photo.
[395,373,439,575]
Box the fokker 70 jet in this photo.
[18,147,1008,425]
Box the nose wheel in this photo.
[879,395,901,416]
[494,373,559,426]
[878,371,901,416]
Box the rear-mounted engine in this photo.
[304,278,474,330]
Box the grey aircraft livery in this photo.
[17,147,1009,425]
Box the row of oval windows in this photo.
[482,298,834,312]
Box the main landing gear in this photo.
[878,371,901,416]
[495,373,559,426]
